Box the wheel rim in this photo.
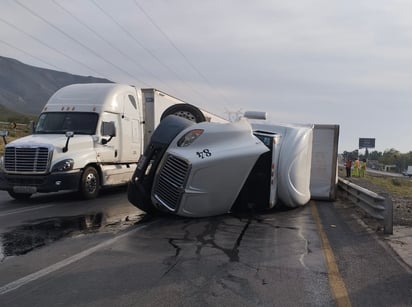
[174,111,196,122]
[85,172,97,194]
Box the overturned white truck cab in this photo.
[128,114,339,217]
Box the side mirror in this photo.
[101,121,116,145]
[0,130,8,145]
[29,121,35,134]
[63,131,74,153]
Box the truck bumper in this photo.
[0,170,82,194]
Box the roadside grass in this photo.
[364,174,412,197]
[337,166,411,197]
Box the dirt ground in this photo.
[339,175,412,227]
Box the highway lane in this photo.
[316,199,412,306]
[0,200,334,306]
[0,190,411,306]
[0,187,141,230]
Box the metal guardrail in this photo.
[338,177,393,234]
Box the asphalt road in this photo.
[0,190,411,307]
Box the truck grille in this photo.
[4,147,51,173]
[153,154,190,211]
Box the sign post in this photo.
[359,138,375,159]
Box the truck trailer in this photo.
[127,114,339,217]
[0,83,226,200]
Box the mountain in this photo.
[0,56,113,116]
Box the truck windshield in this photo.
[35,112,98,135]
[253,132,274,150]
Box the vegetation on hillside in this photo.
[0,105,37,123]
[0,56,112,115]
[0,105,35,154]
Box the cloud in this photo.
[1,0,412,152]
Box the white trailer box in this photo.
[309,125,340,200]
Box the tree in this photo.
[366,150,382,161]
[380,148,399,165]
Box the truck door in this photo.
[251,132,280,209]
[97,112,120,163]
[231,131,279,212]
[118,93,142,162]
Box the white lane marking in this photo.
[0,238,4,262]
[0,205,55,218]
[298,226,309,269]
[0,221,153,296]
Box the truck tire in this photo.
[161,104,206,123]
[8,191,32,200]
[80,166,100,199]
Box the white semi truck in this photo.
[127,114,339,217]
[0,83,226,200]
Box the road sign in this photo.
[359,138,375,149]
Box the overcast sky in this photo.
[1,0,411,153]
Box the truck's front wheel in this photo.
[80,166,100,199]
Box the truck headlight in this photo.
[52,159,74,172]
[0,155,4,171]
[177,129,204,147]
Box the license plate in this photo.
[13,186,37,194]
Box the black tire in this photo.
[161,104,206,123]
[79,166,100,199]
[8,191,32,200]
[127,181,159,215]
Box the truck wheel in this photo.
[80,166,100,199]
[8,191,32,200]
[161,104,206,123]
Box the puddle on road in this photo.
[0,213,103,258]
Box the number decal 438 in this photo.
[196,149,212,159]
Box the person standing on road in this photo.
[345,159,352,177]
[353,158,360,177]
[360,159,367,177]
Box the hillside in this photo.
[0,56,112,116]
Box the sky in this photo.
[1,0,411,153]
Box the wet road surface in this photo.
[0,187,142,259]
[0,190,411,306]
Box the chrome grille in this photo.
[153,155,190,211]
[4,147,51,173]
